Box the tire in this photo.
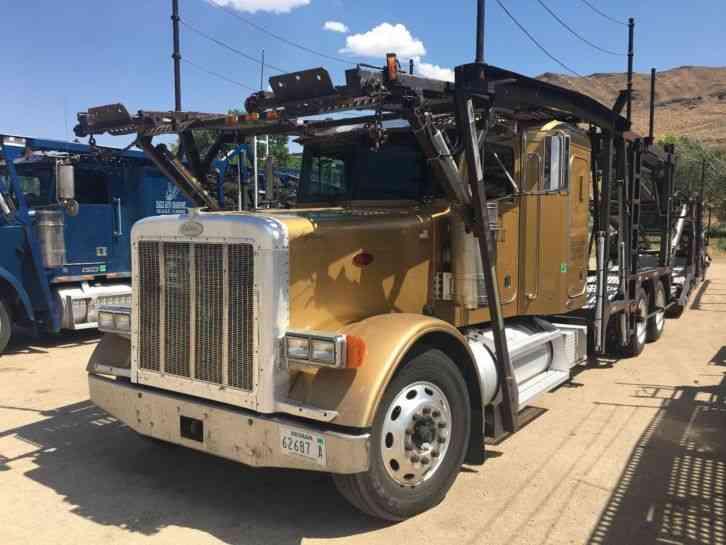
[666,303,685,319]
[646,281,666,342]
[333,348,471,521]
[620,289,648,358]
[0,299,11,355]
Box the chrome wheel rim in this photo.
[637,298,648,345]
[380,381,452,487]
[655,288,666,332]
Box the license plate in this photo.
[280,426,326,466]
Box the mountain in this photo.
[537,66,726,149]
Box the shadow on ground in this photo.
[587,373,726,545]
[3,329,100,356]
[0,401,388,544]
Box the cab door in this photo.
[567,152,591,302]
[519,130,571,315]
[63,166,116,270]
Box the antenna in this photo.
[476,0,486,63]
[648,68,655,142]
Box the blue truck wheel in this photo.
[0,299,10,355]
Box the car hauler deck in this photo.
[75,44,708,519]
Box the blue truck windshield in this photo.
[0,164,53,207]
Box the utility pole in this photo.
[626,17,635,126]
[171,0,183,111]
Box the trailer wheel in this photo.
[333,348,471,520]
[0,299,11,355]
[621,290,648,358]
[646,281,666,342]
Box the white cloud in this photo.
[210,0,310,14]
[416,61,455,82]
[323,21,349,33]
[340,23,426,59]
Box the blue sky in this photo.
[1,0,723,147]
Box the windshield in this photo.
[298,142,431,204]
[0,164,53,207]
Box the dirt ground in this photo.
[1,262,725,545]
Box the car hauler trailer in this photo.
[75,45,707,520]
[0,135,192,354]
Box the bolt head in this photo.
[437,435,447,443]
[432,451,440,458]
[405,428,413,436]
[422,407,432,415]
[421,457,430,465]
[438,421,447,429]
[432,410,441,418]
[411,454,420,463]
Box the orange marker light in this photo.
[346,336,366,368]
[386,53,398,81]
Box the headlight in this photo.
[285,331,349,368]
[98,311,115,329]
[97,304,131,335]
[311,339,335,364]
[114,313,131,332]
[286,336,310,360]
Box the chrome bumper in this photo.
[88,374,370,474]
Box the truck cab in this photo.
[0,135,190,353]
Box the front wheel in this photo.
[0,299,11,355]
[333,348,471,520]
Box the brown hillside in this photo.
[537,66,726,149]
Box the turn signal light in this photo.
[346,335,366,369]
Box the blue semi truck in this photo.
[0,135,190,354]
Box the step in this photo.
[517,369,571,410]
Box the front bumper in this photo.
[89,374,370,474]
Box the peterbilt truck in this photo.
[76,55,703,520]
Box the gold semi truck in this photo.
[75,56,706,519]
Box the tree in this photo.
[658,135,726,218]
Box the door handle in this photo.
[113,197,123,236]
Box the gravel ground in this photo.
[1,261,724,545]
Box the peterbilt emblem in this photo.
[180,221,204,237]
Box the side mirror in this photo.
[56,163,79,216]
[56,163,75,201]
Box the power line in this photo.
[494,0,582,77]
[181,19,287,73]
[204,0,356,67]
[182,58,257,91]
[535,0,624,56]
[577,0,628,26]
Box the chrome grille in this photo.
[138,242,160,371]
[228,244,255,389]
[164,243,191,378]
[137,240,255,392]
[195,244,224,384]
